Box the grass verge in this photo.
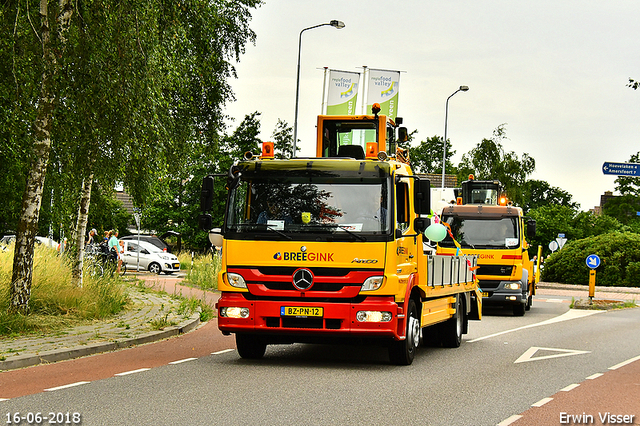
[178,251,220,291]
[1,244,129,337]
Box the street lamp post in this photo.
[442,85,469,189]
[292,20,345,158]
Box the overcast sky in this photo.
[225,0,640,211]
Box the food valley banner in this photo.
[366,69,400,120]
[326,70,360,116]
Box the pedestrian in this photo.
[108,229,122,274]
[86,228,98,246]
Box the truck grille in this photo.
[477,265,514,276]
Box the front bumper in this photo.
[480,281,526,306]
[216,293,403,341]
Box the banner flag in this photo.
[366,69,400,120]
[326,70,360,116]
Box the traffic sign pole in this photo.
[589,270,596,303]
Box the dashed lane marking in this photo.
[609,354,640,370]
[532,397,553,407]
[115,368,151,376]
[44,381,90,392]
[560,383,580,392]
[212,349,235,355]
[168,357,198,365]
[497,414,522,425]
[586,373,603,380]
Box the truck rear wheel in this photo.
[441,295,463,348]
[236,333,267,359]
[388,299,419,365]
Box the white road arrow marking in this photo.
[515,346,591,363]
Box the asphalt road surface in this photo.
[2,298,639,426]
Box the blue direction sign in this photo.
[602,162,640,176]
[586,254,601,269]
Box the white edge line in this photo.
[497,414,523,426]
[560,383,580,392]
[168,357,198,365]
[0,398,9,402]
[532,397,553,407]
[586,373,603,380]
[44,381,91,392]
[212,349,235,355]
[609,354,640,370]
[115,368,151,376]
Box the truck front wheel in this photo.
[235,333,267,359]
[389,299,420,365]
[441,294,463,348]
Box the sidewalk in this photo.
[0,273,219,371]
[0,279,636,371]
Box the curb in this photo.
[0,312,200,372]
[537,282,640,295]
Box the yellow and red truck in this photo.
[199,109,481,365]
[436,177,536,316]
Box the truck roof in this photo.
[441,204,523,218]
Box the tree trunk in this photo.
[72,175,94,287]
[9,0,74,314]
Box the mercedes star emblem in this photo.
[292,268,314,290]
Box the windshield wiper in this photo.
[325,224,367,242]
[265,224,293,240]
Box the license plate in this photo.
[281,306,323,317]
[482,292,490,298]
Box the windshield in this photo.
[226,172,391,241]
[439,216,519,249]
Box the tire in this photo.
[513,302,526,316]
[441,294,463,348]
[388,299,420,365]
[121,262,127,276]
[148,262,162,275]
[236,333,267,359]
[525,294,533,311]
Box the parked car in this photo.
[0,235,58,250]
[121,240,180,274]
[120,235,171,253]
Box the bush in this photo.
[541,232,640,287]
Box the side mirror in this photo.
[209,228,223,247]
[414,178,431,215]
[200,175,214,212]
[198,213,212,231]
[398,127,408,143]
[527,219,536,238]
[414,217,431,233]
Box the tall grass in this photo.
[0,244,129,336]
[178,251,220,291]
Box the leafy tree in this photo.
[602,195,640,231]
[2,0,261,312]
[527,205,627,258]
[409,135,456,175]
[613,151,640,197]
[628,78,639,90]
[522,179,579,213]
[542,232,640,287]
[457,124,535,206]
[272,119,297,159]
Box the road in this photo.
[2,297,639,426]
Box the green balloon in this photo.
[425,223,447,242]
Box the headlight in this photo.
[159,254,172,260]
[220,307,250,318]
[361,276,384,291]
[504,283,521,290]
[356,311,392,322]
[226,272,247,289]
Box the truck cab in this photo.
[437,178,536,316]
